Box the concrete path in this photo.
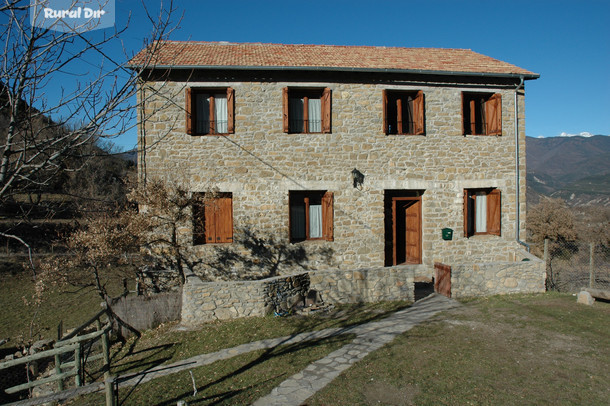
[7,294,458,406]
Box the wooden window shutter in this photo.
[227,87,235,134]
[203,195,233,243]
[216,195,233,243]
[486,93,502,136]
[469,99,477,135]
[208,95,216,134]
[463,189,469,237]
[382,90,388,134]
[282,87,289,133]
[396,98,403,134]
[322,191,334,241]
[414,90,425,135]
[185,88,193,135]
[322,87,331,133]
[487,189,501,236]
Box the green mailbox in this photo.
[442,228,453,241]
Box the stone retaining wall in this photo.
[181,249,544,325]
[309,266,416,304]
[181,265,416,325]
[451,250,545,298]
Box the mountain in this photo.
[526,135,610,206]
[118,148,137,164]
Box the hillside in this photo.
[526,135,610,206]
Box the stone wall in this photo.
[139,70,530,281]
[181,249,544,325]
[181,273,268,325]
[181,265,416,325]
[309,266,416,304]
[450,250,546,298]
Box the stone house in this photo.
[131,41,545,314]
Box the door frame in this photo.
[391,195,422,265]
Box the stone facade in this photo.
[139,68,533,282]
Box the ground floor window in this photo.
[193,192,233,244]
[464,188,501,237]
[289,191,333,242]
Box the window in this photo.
[289,191,334,242]
[193,193,233,244]
[464,188,501,237]
[462,92,502,135]
[383,90,425,135]
[185,88,234,135]
[283,87,331,133]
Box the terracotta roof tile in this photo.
[131,41,538,77]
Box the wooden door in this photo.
[404,200,421,264]
[391,197,422,265]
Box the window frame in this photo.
[461,92,502,136]
[185,87,235,136]
[193,192,233,245]
[283,87,331,134]
[289,190,334,242]
[463,188,501,237]
[382,89,425,135]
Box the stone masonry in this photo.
[450,250,546,298]
[181,265,416,325]
[139,68,533,283]
[180,248,543,325]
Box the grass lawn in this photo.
[308,293,610,406]
[74,334,356,405]
[69,301,408,405]
[0,261,113,347]
[3,264,609,406]
[0,259,139,355]
[107,299,407,377]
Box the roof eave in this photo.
[128,63,540,80]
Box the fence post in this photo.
[74,344,81,387]
[589,243,595,289]
[97,319,115,406]
[54,354,63,391]
[543,239,550,290]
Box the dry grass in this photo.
[308,293,610,405]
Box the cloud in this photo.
[558,131,594,137]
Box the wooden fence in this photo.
[0,309,115,406]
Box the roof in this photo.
[130,41,539,79]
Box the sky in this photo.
[16,0,610,150]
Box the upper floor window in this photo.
[464,188,501,237]
[283,87,331,134]
[383,90,425,135]
[462,92,502,136]
[185,88,235,135]
[289,190,334,242]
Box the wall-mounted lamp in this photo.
[351,168,365,190]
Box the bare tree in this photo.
[528,197,578,246]
[0,0,179,271]
[39,179,207,337]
